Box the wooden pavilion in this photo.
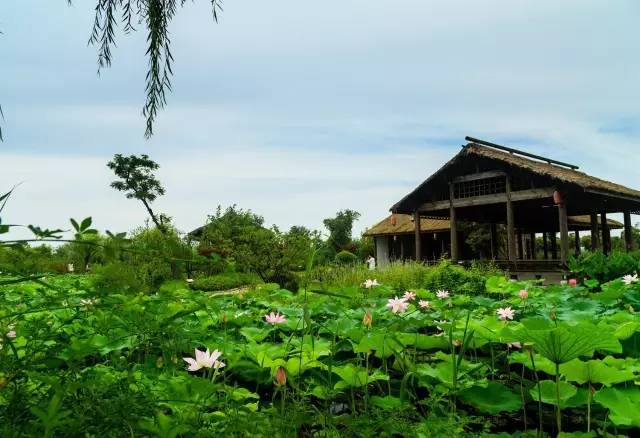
[376,137,640,276]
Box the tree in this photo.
[323,210,361,252]
[107,154,167,233]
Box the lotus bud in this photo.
[518,289,529,300]
[362,312,373,329]
[275,366,287,387]
[222,313,228,325]
[568,278,577,287]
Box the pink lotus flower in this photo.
[183,348,225,372]
[568,278,577,287]
[436,290,450,299]
[419,300,430,309]
[386,297,409,314]
[507,342,522,349]
[403,291,417,301]
[497,307,515,321]
[6,331,16,339]
[623,274,638,285]
[518,289,529,300]
[264,312,287,325]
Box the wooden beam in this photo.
[419,187,555,212]
[559,201,569,265]
[624,210,634,252]
[506,176,517,262]
[449,183,458,262]
[585,188,640,205]
[574,230,581,256]
[529,232,536,260]
[590,212,600,251]
[490,223,497,259]
[452,170,505,183]
[517,229,524,260]
[414,210,422,261]
[601,211,610,255]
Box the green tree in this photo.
[107,154,167,234]
[323,210,361,252]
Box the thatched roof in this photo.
[392,142,640,213]
[364,213,623,237]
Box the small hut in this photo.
[371,137,639,277]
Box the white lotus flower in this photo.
[623,274,638,285]
[183,348,225,372]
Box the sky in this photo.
[2,0,640,241]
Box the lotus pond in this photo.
[1,273,640,437]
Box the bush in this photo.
[190,272,261,291]
[91,261,144,294]
[423,261,489,295]
[335,250,358,265]
[569,250,640,283]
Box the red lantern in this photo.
[390,213,397,226]
[553,190,563,205]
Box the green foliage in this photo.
[569,250,640,283]
[190,272,261,291]
[323,209,360,252]
[107,154,167,231]
[91,261,143,294]
[335,250,358,265]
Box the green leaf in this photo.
[332,364,388,389]
[459,381,523,414]
[520,322,622,364]
[529,380,577,407]
[80,216,92,231]
[70,218,80,232]
[369,395,407,410]
[593,387,640,427]
[560,358,636,386]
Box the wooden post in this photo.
[550,231,558,259]
[559,200,569,265]
[414,210,422,261]
[506,176,517,262]
[529,232,536,259]
[543,232,549,259]
[449,183,459,263]
[590,212,600,251]
[489,223,497,259]
[574,230,581,256]
[624,210,634,252]
[400,237,405,260]
[601,211,610,255]
[517,230,524,260]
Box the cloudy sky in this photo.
[2,1,639,240]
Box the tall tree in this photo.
[323,210,360,252]
[107,154,166,233]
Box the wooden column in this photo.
[601,211,610,255]
[414,210,422,261]
[506,176,517,262]
[489,223,498,259]
[624,210,634,252]
[550,231,558,259]
[529,232,536,259]
[517,230,524,260]
[590,212,600,251]
[574,230,581,256]
[559,201,569,265]
[449,183,459,263]
[543,232,549,259]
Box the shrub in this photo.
[569,250,640,283]
[190,272,261,291]
[335,250,358,265]
[91,261,144,294]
